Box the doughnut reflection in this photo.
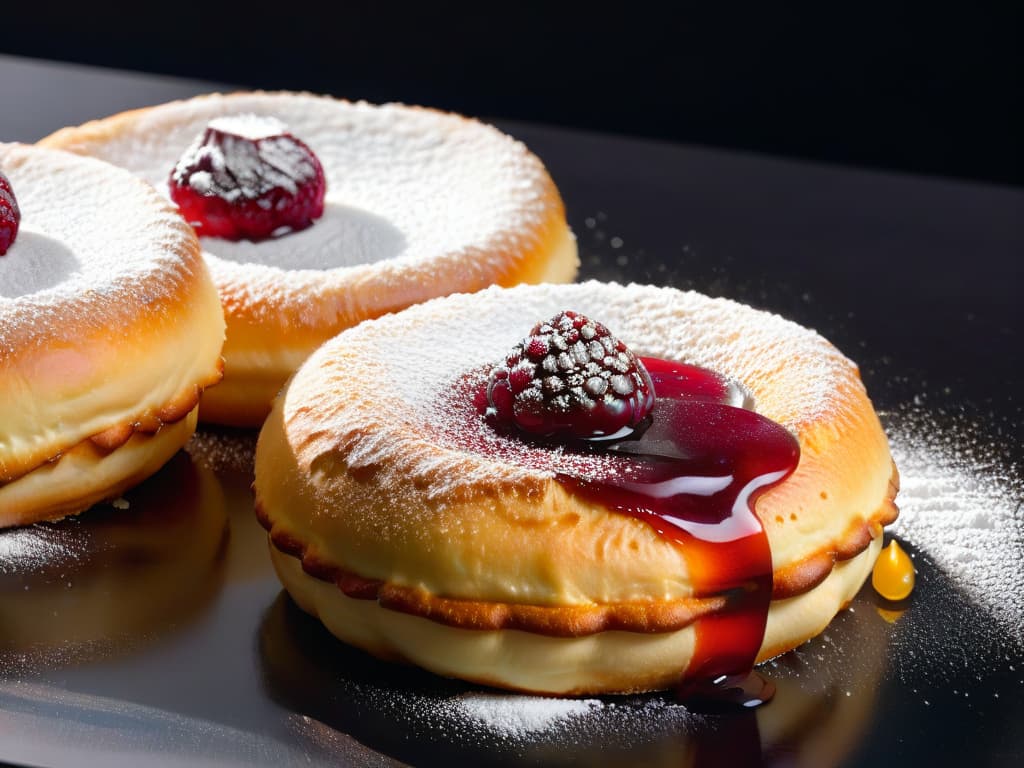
[0,452,228,670]
[258,586,888,767]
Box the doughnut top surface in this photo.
[42,91,567,278]
[333,282,847,487]
[0,143,201,347]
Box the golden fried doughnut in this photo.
[42,92,578,426]
[253,282,897,694]
[0,143,224,527]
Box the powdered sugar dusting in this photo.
[0,143,195,347]
[885,404,1024,637]
[315,281,858,504]
[207,114,287,140]
[47,92,562,282]
[203,202,406,270]
[172,116,319,201]
[446,692,601,736]
[0,229,80,299]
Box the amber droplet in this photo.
[872,539,915,601]
[875,606,906,624]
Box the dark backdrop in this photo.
[4,4,1020,186]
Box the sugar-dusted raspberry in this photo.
[486,310,655,440]
[168,115,326,241]
[0,169,21,256]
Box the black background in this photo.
[4,4,1020,187]
[0,20,1022,768]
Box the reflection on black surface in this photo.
[258,585,892,768]
[853,538,1024,768]
[0,452,229,670]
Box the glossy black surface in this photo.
[0,57,1021,767]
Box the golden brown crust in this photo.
[1,365,222,487]
[377,586,721,637]
[772,461,898,595]
[0,410,200,527]
[89,423,137,454]
[256,465,896,637]
[266,537,883,694]
[257,496,724,634]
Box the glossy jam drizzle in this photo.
[550,358,800,707]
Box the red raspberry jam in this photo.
[478,356,799,707]
[0,169,21,256]
[169,115,325,241]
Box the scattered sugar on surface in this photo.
[878,402,1024,696]
[0,526,83,575]
[445,693,601,737]
[884,404,1023,639]
[333,675,711,753]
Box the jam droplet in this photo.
[679,669,777,711]
[872,539,915,601]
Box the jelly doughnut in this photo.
[253,282,898,695]
[0,143,224,527]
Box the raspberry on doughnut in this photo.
[168,115,326,241]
